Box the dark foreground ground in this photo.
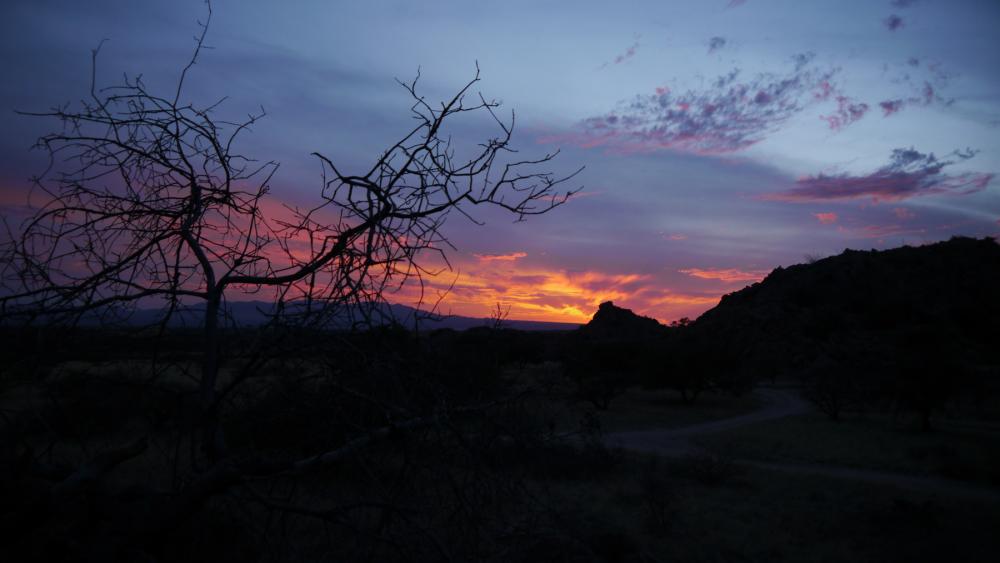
[4,357,998,562]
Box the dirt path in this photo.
[604,387,809,456]
[604,387,1000,503]
[744,459,1000,502]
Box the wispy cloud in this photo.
[882,56,954,111]
[727,0,747,8]
[837,223,926,239]
[793,52,817,71]
[680,267,769,283]
[820,96,870,131]
[763,148,994,203]
[877,80,952,118]
[473,252,528,262]
[543,59,839,155]
[708,36,727,54]
[884,14,904,31]
[615,43,639,64]
[600,36,641,69]
[879,99,905,116]
[890,0,917,8]
[892,207,916,220]
[814,212,839,224]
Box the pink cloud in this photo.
[813,80,835,101]
[879,99,905,116]
[820,96,870,131]
[601,37,641,68]
[763,148,994,203]
[877,80,951,118]
[892,207,916,220]
[680,267,769,283]
[814,212,838,225]
[473,252,528,262]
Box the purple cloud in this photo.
[601,37,640,68]
[762,148,993,203]
[879,99,905,116]
[886,58,952,96]
[926,61,951,82]
[877,78,953,118]
[708,36,727,54]
[544,61,839,155]
[792,52,817,71]
[615,43,638,64]
[884,14,904,31]
[820,96,870,131]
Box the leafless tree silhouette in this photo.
[0,7,579,461]
[0,7,590,560]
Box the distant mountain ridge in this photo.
[3,293,580,332]
[120,300,580,332]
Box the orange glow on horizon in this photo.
[388,258,726,325]
[1,184,731,325]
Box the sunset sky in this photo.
[2,0,999,324]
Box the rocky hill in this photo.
[580,301,665,340]
[693,236,1000,374]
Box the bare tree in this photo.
[0,8,579,461]
[488,302,512,330]
[0,9,587,560]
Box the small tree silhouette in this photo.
[0,7,579,459]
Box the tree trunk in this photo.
[200,293,224,460]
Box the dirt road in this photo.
[603,387,1000,503]
[604,387,809,456]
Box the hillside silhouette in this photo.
[581,300,666,340]
[693,236,1000,372]
[566,237,1000,420]
[651,236,1000,427]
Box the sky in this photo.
[2,0,999,324]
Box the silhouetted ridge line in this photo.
[692,236,1000,380]
[581,301,666,340]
